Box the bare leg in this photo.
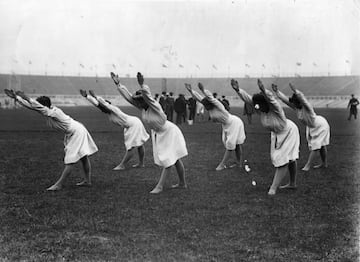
[268,165,288,195]
[172,159,187,189]
[133,145,145,168]
[47,164,74,191]
[235,144,243,168]
[216,149,232,171]
[150,166,171,194]
[77,156,92,186]
[113,148,134,170]
[302,150,318,171]
[314,146,328,168]
[280,160,297,189]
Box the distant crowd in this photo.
[153,91,233,125]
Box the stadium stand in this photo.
[0,74,358,108]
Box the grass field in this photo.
[0,106,359,261]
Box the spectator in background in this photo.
[221,95,230,111]
[174,94,187,125]
[196,101,205,122]
[154,93,160,102]
[243,101,254,124]
[165,92,175,122]
[159,91,167,111]
[347,94,359,120]
[187,96,197,125]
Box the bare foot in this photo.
[113,164,126,171]
[132,163,145,168]
[47,184,62,191]
[268,188,276,195]
[313,163,328,169]
[76,180,91,187]
[150,187,163,194]
[171,184,187,189]
[215,164,227,171]
[279,183,297,189]
[301,165,310,172]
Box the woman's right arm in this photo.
[274,90,296,110]
[116,84,141,109]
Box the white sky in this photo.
[0,0,359,78]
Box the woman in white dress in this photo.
[272,83,330,171]
[231,79,300,195]
[4,89,98,191]
[184,83,246,171]
[110,72,188,194]
[80,89,149,170]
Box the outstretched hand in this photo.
[198,82,204,92]
[184,83,192,93]
[110,72,120,85]
[137,72,144,85]
[89,90,96,98]
[271,84,278,92]
[289,83,296,93]
[230,79,239,92]
[4,89,16,99]
[257,79,265,93]
[79,89,87,97]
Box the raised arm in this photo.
[137,72,166,116]
[197,82,225,110]
[261,86,286,120]
[110,72,141,109]
[184,83,203,102]
[80,89,99,107]
[230,79,253,107]
[15,91,53,116]
[289,83,314,113]
[271,84,295,109]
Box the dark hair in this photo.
[36,96,51,108]
[201,97,215,110]
[213,92,218,98]
[252,93,269,113]
[289,94,302,109]
[132,91,149,110]
[169,92,173,96]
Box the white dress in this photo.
[16,96,98,164]
[86,95,149,150]
[237,89,300,167]
[116,84,188,168]
[276,90,330,151]
[192,89,246,150]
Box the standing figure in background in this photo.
[165,92,175,122]
[4,89,98,191]
[187,96,197,125]
[272,83,330,171]
[174,94,187,125]
[196,101,205,122]
[243,101,254,124]
[347,94,359,120]
[159,91,167,111]
[80,89,149,170]
[231,79,300,196]
[185,83,246,171]
[111,72,188,194]
[221,95,230,112]
[154,93,160,102]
